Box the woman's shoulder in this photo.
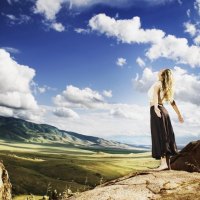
[153,80,162,88]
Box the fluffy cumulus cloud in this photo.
[183,22,197,37]
[34,0,65,32]
[146,35,200,68]
[89,14,165,44]
[88,13,200,68]
[116,57,127,67]
[0,49,44,122]
[133,66,200,105]
[53,85,109,109]
[34,0,64,20]
[53,107,79,119]
[0,49,38,109]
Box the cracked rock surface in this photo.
[0,160,12,200]
[66,170,200,200]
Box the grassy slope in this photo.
[0,139,159,199]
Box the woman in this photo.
[148,68,184,170]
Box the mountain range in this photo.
[0,116,148,151]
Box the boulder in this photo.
[170,140,200,172]
[0,160,12,200]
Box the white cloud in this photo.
[74,28,90,34]
[132,67,157,92]
[53,85,108,109]
[34,0,65,32]
[103,90,112,98]
[51,22,65,32]
[133,66,200,105]
[146,35,200,68]
[194,35,200,45]
[136,57,146,68]
[43,100,200,145]
[109,104,147,120]
[194,0,200,16]
[89,13,165,44]
[116,57,127,67]
[68,0,176,9]
[53,107,79,119]
[34,0,64,20]
[89,13,200,68]
[31,81,57,95]
[38,87,46,93]
[0,49,38,110]
[0,49,46,122]
[183,22,197,37]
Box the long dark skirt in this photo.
[150,104,178,160]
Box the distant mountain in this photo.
[0,116,147,150]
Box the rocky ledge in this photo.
[66,140,200,200]
[0,160,12,200]
[66,170,200,200]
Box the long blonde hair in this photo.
[160,69,174,102]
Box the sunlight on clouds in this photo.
[89,13,200,68]
[53,85,108,109]
[89,13,165,44]
[0,49,45,122]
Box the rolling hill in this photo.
[0,116,147,150]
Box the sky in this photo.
[0,0,200,145]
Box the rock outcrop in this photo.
[66,170,200,200]
[66,140,200,200]
[170,140,200,172]
[0,160,12,200]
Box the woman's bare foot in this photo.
[152,156,169,171]
[152,163,168,171]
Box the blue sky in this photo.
[0,0,200,145]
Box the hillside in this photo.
[0,116,147,151]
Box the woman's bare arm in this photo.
[153,84,161,118]
[170,100,184,123]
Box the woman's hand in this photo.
[154,107,161,118]
[178,114,184,123]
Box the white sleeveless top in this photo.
[147,80,174,104]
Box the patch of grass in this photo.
[0,139,159,197]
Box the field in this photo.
[0,139,159,199]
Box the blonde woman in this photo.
[148,68,184,170]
